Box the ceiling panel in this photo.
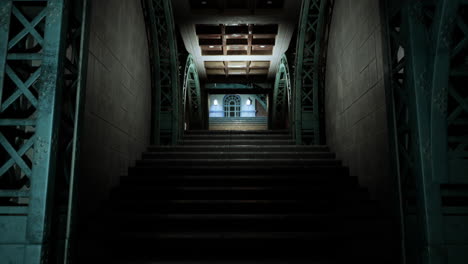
[205,61,226,68]
[206,69,226,75]
[197,24,277,57]
[189,0,284,10]
[204,60,270,77]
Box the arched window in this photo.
[223,95,241,117]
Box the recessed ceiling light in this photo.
[209,45,215,48]
[260,45,266,48]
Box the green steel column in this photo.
[272,55,291,129]
[143,0,180,145]
[165,0,179,144]
[385,0,468,263]
[294,0,327,144]
[143,0,161,145]
[294,0,308,144]
[64,0,90,262]
[26,0,67,261]
[402,2,445,262]
[0,0,88,262]
[182,55,202,129]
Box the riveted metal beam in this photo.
[384,0,468,263]
[0,0,68,262]
[182,54,203,130]
[293,0,327,145]
[272,54,292,129]
[0,0,90,262]
[142,0,180,145]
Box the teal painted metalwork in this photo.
[384,0,468,263]
[272,54,292,129]
[252,94,267,110]
[293,0,327,145]
[0,0,68,262]
[205,83,255,89]
[61,0,90,262]
[142,0,180,145]
[182,54,202,129]
[0,0,90,262]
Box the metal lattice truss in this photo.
[144,0,180,145]
[0,0,66,262]
[447,3,468,177]
[386,0,468,263]
[60,1,90,262]
[253,94,267,110]
[294,0,326,144]
[182,54,202,128]
[272,54,292,128]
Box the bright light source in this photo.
[260,45,266,48]
[213,99,218,106]
[246,99,252,106]
[209,45,215,48]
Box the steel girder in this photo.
[272,54,292,129]
[293,0,327,144]
[253,94,267,110]
[142,0,180,145]
[384,0,468,263]
[182,54,202,129]
[57,0,90,262]
[0,0,89,263]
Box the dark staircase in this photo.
[81,130,397,263]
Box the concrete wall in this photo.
[325,0,392,209]
[80,0,151,218]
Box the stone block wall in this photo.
[325,0,393,210]
[79,0,152,218]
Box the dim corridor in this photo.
[79,130,397,263]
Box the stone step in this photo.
[112,186,369,200]
[112,213,391,232]
[182,134,291,140]
[185,130,289,135]
[112,199,377,214]
[141,151,335,160]
[128,165,350,176]
[180,139,295,145]
[119,175,357,187]
[134,158,342,167]
[112,231,396,260]
[147,145,330,152]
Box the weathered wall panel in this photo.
[325,0,391,209]
[80,0,151,218]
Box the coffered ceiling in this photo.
[197,24,277,56]
[205,61,270,76]
[172,0,301,80]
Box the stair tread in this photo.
[148,145,328,149]
[143,151,333,155]
[118,231,393,240]
[84,130,397,261]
